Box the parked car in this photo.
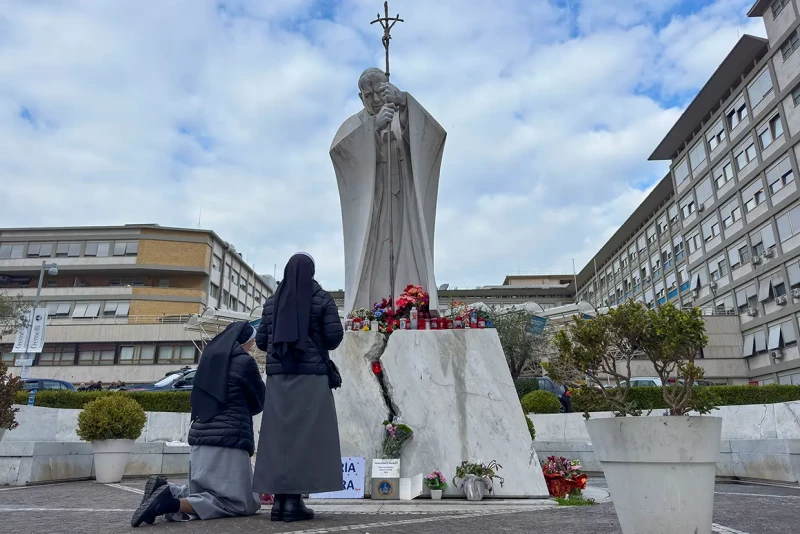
[532,377,572,413]
[627,377,664,388]
[23,378,76,391]
[121,367,196,392]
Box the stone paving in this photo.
[0,477,798,533]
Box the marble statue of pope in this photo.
[330,67,446,315]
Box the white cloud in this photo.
[0,0,766,291]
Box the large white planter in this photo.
[586,416,722,534]
[91,439,135,484]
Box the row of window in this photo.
[43,301,131,318]
[742,316,799,359]
[0,343,197,366]
[0,240,139,260]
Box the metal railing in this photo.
[47,315,193,326]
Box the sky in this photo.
[0,0,767,290]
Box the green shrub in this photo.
[76,394,147,442]
[514,378,539,399]
[13,390,191,413]
[572,384,800,413]
[522,390,562,414]
[526,415,536,440]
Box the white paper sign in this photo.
[371,458,400,478]
[310,457,365,499]
[12,308,48,354]
[399,474,424,500]
[14,359,33,367]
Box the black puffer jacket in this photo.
[257,280,344,376]
[188,348,265,456]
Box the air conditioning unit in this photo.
[763,249,775,259]
[776,295,788,305]
[792,288,800,298]
[770,349,784,360]
[752,255,762,265]
[692,288,700,297]
[747,307,759,317]
[697,203,706,213]
[644,276,651,284]
[709,281,717,290]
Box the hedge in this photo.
[14,390,191,413]
[514,378,539,399]
[572,384,800,413]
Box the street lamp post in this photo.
[19,261,58,378]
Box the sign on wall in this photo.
[309,457,365,499]
[12,308,48,354]
[526,315,548,336]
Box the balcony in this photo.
[10,286,133,298]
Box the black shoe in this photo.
[270,494,286,522]
[131,485,180,528]
[141,476,168,506]
[283,494,314,523]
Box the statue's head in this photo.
[358,67,387,116]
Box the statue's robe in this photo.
[330,95,446,314]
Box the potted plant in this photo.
[76,394,147,483]
[0,360,23,443]
[549,301,719,534]
[424,470,448,500]
[541,456,587,498]
[453,460,504,501]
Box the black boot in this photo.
[283,494,315,522]
[141,475,168,506]
[131,485,180,528]
[271,494,286,522]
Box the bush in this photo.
[13,390,191,413]
[1,361,23,431]
[76,394,147,442]
[572,384,800,413]
[526,415,536,440]
[514,378,539,399]
[522,390,562,414]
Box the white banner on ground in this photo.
[310,457,365,499]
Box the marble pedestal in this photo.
[331,329,548,498]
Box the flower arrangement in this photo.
[425,470,448,490]
[541,456,587,498]
[395,284,429,317]
[381,419,414,459]
[373,298,397,335]
[453,460,504,490]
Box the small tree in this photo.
[548,300,714,417]
[0,292,27,431]
[490,308,549,380]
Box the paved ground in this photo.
[0,477,798,533]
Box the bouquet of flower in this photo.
[541,456,587,498]
[452,460,504,495]
[424,470,448,490]
[395,284,430,317]
[381,419,414,459]
[351,308,373,322]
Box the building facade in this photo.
[576,2,800,385]
[0,224,271,383]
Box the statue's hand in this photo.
[376,103,396,131]
[380,82,406,107]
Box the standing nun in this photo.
[253,252,344,523]
[131,321,265,527]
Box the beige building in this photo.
[0,224,272,384]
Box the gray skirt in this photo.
[253,374,343,494]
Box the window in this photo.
[759,114,784,149]
[661,244,673,268]
[72,303,101,318]
[651,252,661,276]
[742,178,766,212]
[772,0,791,18]
[0,243,24,259]
[45,302,72,317]
[210,283,219,299]
[721,199,742,229]
[103,302,130,317]
[767,156,794,195]
[689,141,706,170]
[1,348,14,364]
[38,346,76,366]
[706,119,726,151]
[793,85,800,107]
[679,265,690,289]
[773,274,787,297]
[667,272,677,289]
[702,216,720,242]
[657,215,668,237]
[674,159,690,186]
[709,256,727,281]
[777,204,800,242]
[655,281,665,299]
[751,224,776,257]
[668,204,679,225]
[781,30,799,61]
[158,345,196,365]
[229,295,238,311]
[119,345,155,365]
[687,232,702,254]
[56,242,81,257]
[736,284,758,313]
[758,275,784,302]
[727,96,748,130]
[646,225,656,245]
[27,243,53,257]
[714,161,734,191]
[735,140,757,170]
[769,321,797,350]
[637,236,646,256]
[680,195,696,219]
[84,241,111,257]
[695,178,713,206]
[109,278,145,287]
[789,261,800,289]
[747,68,774,107]
[673,235,685,260]
[212,254,222,271]
[112,241,139,256]
[78,344,116,365]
